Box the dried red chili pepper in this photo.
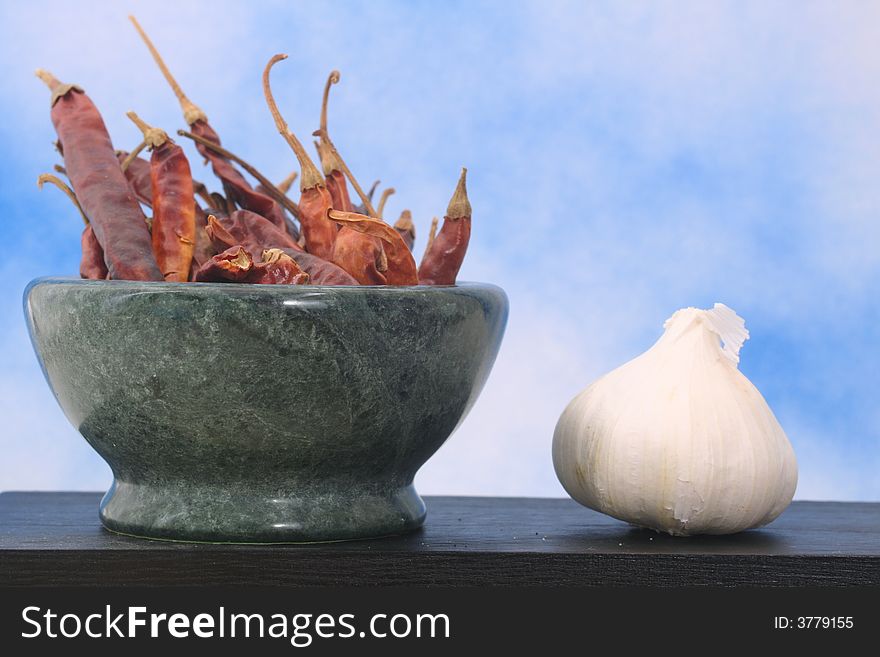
[205,214,243,248]
[321,168,387,283]
[36,69,162,281]
[37,173,107,280]
[206,210,299,253]
[117,151,153,208]
[327,210,418,285]
[418,169,471,285]
[114,150,214,276]
[251,248,310,285]
[193,243,308,285]
[304,74,390,284]
[206,212,357,285]
[316,140,354,213]
[190,214,215,273]
[127,112,196,282]
[394,210,416,251]
[176,129,302,229]
[79,226,108,280]
[263,54,338,260]
[130,16,295,237]
[193,245,254,283]
[118,150,215,213]
[281,248,358,285]
[330,228,388,284]
[41,166,108,279]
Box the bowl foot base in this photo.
[99,479,426,544]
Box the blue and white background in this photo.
[1,1,877,499]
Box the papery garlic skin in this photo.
[553,304,797,536]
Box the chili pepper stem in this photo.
[320,70,341,136]
[35,68,59,88]
[423,216,439,261]
[377,187,395,218]
[128,15,207,126]
[37,173,89,225]
[277,170,298,195]
[222,183,238,215]
[192,180,215,208]
[120,140,149,172]
[394,209,415,234]
[35,69,83,107]
[447,168,471,218]
[177,129,303,220]
[126,111,169,149]
[262,54,324,192]
[313,140,335,178]
[316,70,345,176]
[313,127,377,217]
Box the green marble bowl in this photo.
[24,278,507,543]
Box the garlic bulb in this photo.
[553,304,797,536]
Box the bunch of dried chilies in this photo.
[37,16,471,287]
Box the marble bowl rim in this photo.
[25,276,504,295]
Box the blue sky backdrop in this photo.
[0,0,877,499]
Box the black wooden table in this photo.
[1,492,878,587]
